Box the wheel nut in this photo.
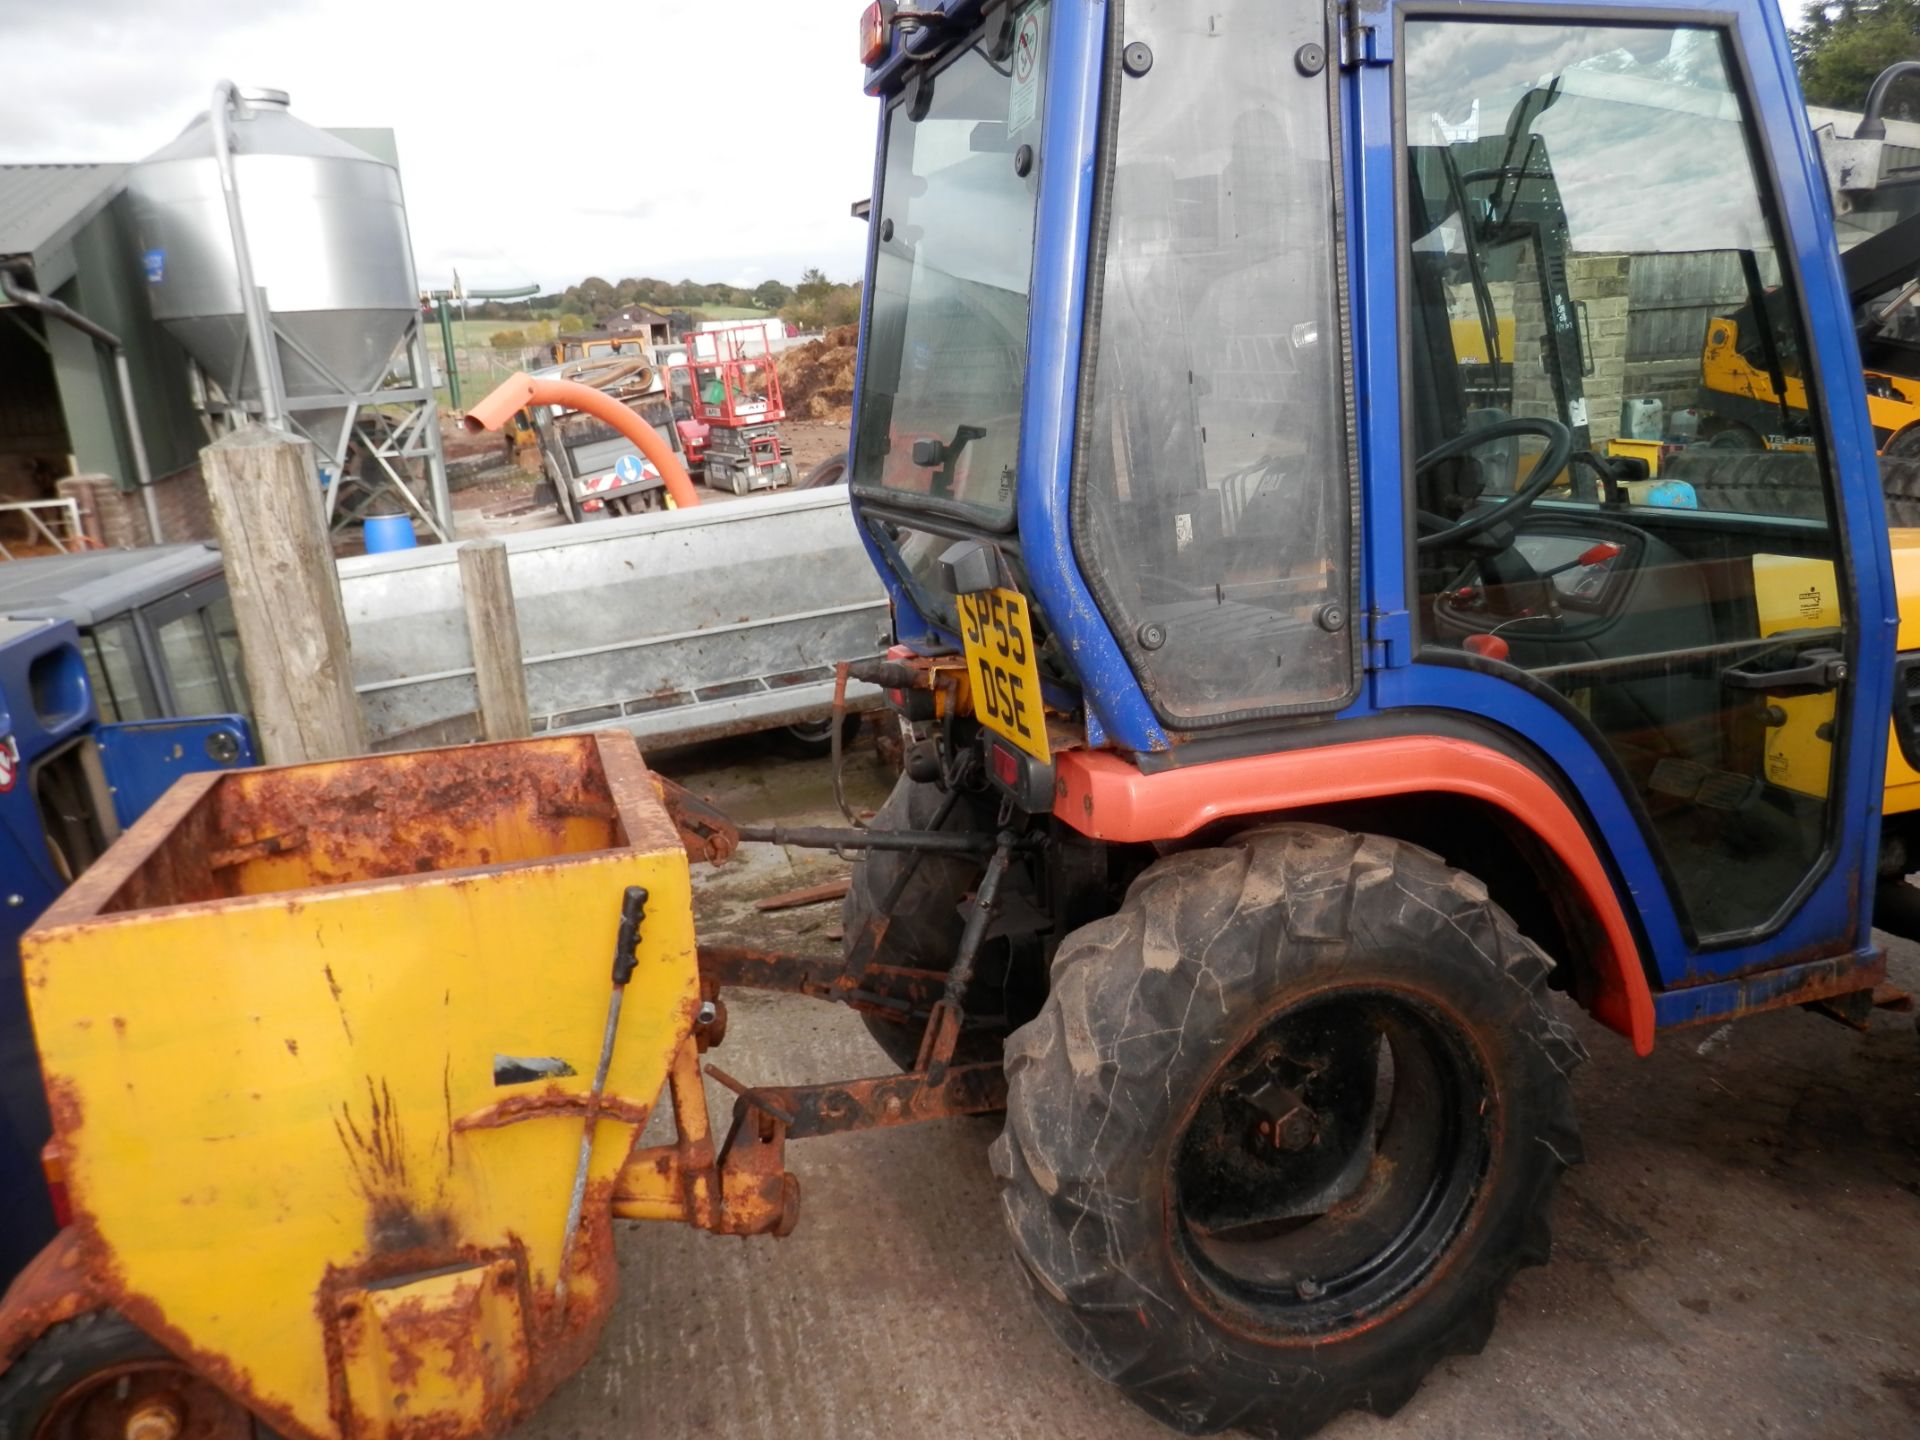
[1277,1110,1314,1151]
[126,1402,182,1440]
[1295,1278,1323,1301]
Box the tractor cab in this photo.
[850,0,1899,979]
[845,5,1908,1433]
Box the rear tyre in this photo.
[768,714,859,760]
[801,452,849,488]
[0,1311,257,1440]
[1884,422,1920,459]
[842,775,1002,1070]
[992,825,1583,1440]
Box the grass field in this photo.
[426,308,778,408]
[431,316,555,348]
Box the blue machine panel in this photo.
[96,716,255,829]
[0,619,92,1285]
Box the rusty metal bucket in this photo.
[11,732,699,1440]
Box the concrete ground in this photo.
[525,735,1920,1440]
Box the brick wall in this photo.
[1511,251,1632,444]
[58,462,215,550]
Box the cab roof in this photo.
[0,543,224,627]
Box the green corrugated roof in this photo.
[0,163,128,266]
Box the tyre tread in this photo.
[990,823,1585,1440]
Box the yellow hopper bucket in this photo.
[15,732,696,1440]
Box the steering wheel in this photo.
[1413,416,1574,551]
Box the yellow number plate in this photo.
[956,587,1050,762]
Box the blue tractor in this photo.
[0,548,255,1286]
[0,5,1913,1436]
[837,0,1920,1432]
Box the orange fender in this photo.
[1054,737,1656,1054]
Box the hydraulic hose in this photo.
[463,372,700,509]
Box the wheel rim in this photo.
[1171,988,1491,1335]
[784,717,836,744]
[35,1360,253,1440]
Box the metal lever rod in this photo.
[557,884,648,1305]
[917,831,1016,1077]
[736,822,1005,855]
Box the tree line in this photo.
[1795,0,1920,115]
[472,267,861,347]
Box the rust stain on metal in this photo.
[23,1195,319,1440]
[208,830,309,872]
[1665,952,1890,1027]
[0,1225,109,1367]
[210,742,615,887]
[451,1088,651,1135]
[317,1237,552,1440]
[765,1063,1007,1138]
[322,966,354,1044]
[335,1077,453,1256]
[652,774,739,865]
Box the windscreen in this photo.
[852,2,1050,527]
[1072,0,1354,724]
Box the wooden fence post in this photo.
[458,539,531,741]
[201,426,367,764]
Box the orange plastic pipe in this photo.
[463,372,700,510]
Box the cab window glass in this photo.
[207,595,251,720]
[851,2,1051,528]
[1404,20,1847,939]
[1074,0,1352,722]
[84,619,152,722]
[157,611,224,717]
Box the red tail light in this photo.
[989,739,1020,789]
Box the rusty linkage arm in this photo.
[611,1032,800,1238]
[653,773,740,865]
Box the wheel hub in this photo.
[36,1362,252,1440]
[1172,989,1488,1329]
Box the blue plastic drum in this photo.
[363,514,418,553]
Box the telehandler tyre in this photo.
[0,1310,258,1440]
[991,825,1584,1439]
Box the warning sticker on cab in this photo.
[1008,7,1043,136]
[0,735,16,794]
[957,587,1050,763]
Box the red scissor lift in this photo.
[669,334,794,494]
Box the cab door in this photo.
[1376,6,1895,985]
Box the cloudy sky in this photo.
[0,0,1813,296]
[0,0,877,293]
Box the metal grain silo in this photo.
[126,85,449,536]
